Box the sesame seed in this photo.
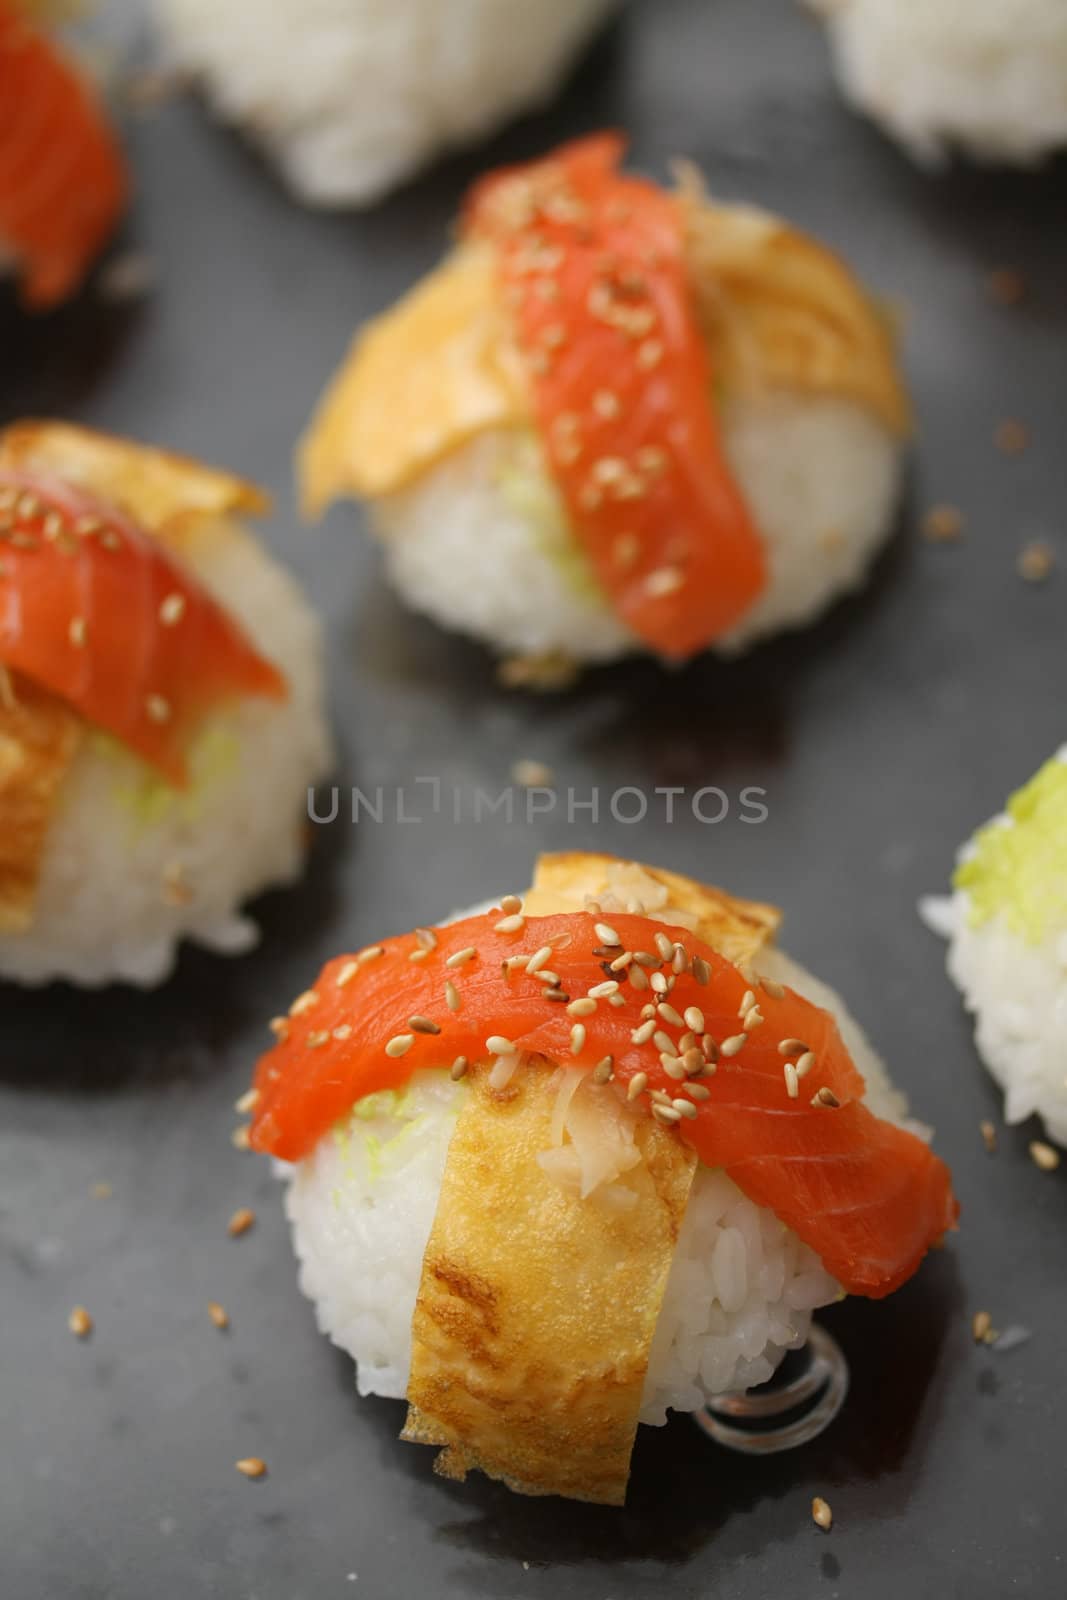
[702,1035,719,1063]
[778,1037,808,1057]
[657,1003,685,1029]
[650,971,669,995]
[336,961,359,988]
[570,1023,586,1055]
[592,1056,614,1083]
[744,1006,765,1030]
[290,990,320,1016]
[653,1030,678,1057]
[653,933,674,961]
[535,969,561,986]
[332,1025,353,1042]
[385,1034,414,1058]
[228,1208,255,1237]
[500,894,523,915]
[268,1017,289,1040]
[207,1302,229,1330]
[234,1088,259,1114]
[692,956,710,986]
[672,1098,698,1120]
[495,913,525,934]
[408,1016,440,1035]
[450,1056,469,1081]
[408,949,430,965]
[358,946,385,965]
[608,992,625,1008]
[811,1497,832,1532]
[589,979,620,999]
[486,1035,516,1056]
[720,1034,747,1057]
[445,981,461,1013]
[812,1087,840,1109]
[738,990,756,1016]
[527,945,554,974]
[609,951,634,972]
[306,1031,329,1049]
[592,388,621,419]
[629,965,650,991]
[68,616,87,648]
[922,505,963,543]
[68,1306,93,1338]
[627,1072,648,1101]
[145,693,171,724]
[980,1120,997,1154]
[795,1051,816,1079]
[662,1056,687,1080]
[972,1309,993,1343]
[594,921,621,947]
[637,338,664,369]
[1030,1140,1060,1172]
[672,945,689,975]
[784,1064,799,1099]
[545,989,570,1002]
[414,926,438,950]
[631,1020,657,1045]
[567,997,597,1018]
[645,566,684,599]
[446,947,477,968]
[761,977,785,999]
[686,1082,711,1101]
[159,592,186,626]
[652,1103,682,1124]
[235,1458,267,1480]
[1018,541,1055,583]
[681,1048,704,1077]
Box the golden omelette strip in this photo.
[403,1062,696,1505]
[298,197,909,511]
[0,422,271,925]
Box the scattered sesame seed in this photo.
[290,990,320,1016]
[159,592,186,626]
[645,565,683,598]
[657,1003,685,1029]
[720,1034,747,1057]
[1018,541,1055,583]
[653,933,674,961]
[687,1082,711,1101]
[702,1035,719,1063]
[231,1125,251,1150]
[609,951,634,972]
[662,1056,688,1080]
[692,956,711,986]
[336,961,359,988]
[446,947,477,968]
[385,1033,414,1057]
[68,616,88,648]
[778,1037,808,1057]
[652,1103,682,1124]
[500,894,523,915]
[306,1031,330,1049]
[444,980,461,1013]
[629,965,650,992]
[486,1035,516,1056]
[450,1056,469,1082]
[594,921,621,947]
[627,1072,649,1101]
[145,693,171,724]
[681,1048,704,1076]
[672,1098,698,1120]
[637,338,663,369]
[653,1029,678,1057]
[743,1006,765,1030]
[535,969,561,986]
[332,1025,353,1042]
[1030,1140,1060,1172]
[592,388,621,419]
[784,1064,799,1099]
[526,945,554,975]
[228,1208,255,1237]
[671,945,689,975]
[495,913,525,934]
[68,1306,93,1339]
[208,1302,229,1330]
[761,977,785,999]
[592,1056,614,1083]
[980,1120,997,1154]
[995,419,1028,454]
[650,971,669,995]
[608,992,626,1008]
[268,1017,289,1040]
[631,1020,657,1045]
[812,1087,840,1109]
[739,989,756,1015]
[795,1051,816,1079]
[567,997,597,1018]
[972,1309,993,1343]
[570,1024,587,1055]
[589,980,620,999]
[684,1006,705,1033]
[414,926,438,951]
[811,1497,832,1532]
[545,989,570,1002]
[235,1458,267,1480]
[408,1016,440,1035]
[922,505,963,542]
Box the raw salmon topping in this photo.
[465,134,766,658]
[0,470,286,785]
[249,908,957,1298]
[0,1,128,309]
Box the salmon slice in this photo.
[249,909,957,1298]
[0,469,286,786]
[0,1,128,309]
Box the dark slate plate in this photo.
[2,2,1065,1597]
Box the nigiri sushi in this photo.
[922,748,1067,1147]
[0,422,332,987]
[806,0,1067,167]
[246,853,957,1505]
[300,135,910,682]
[0,1,128,309]
[156,0,618,209]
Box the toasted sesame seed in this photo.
[332,1024,353,1042]
[672,1098,698,1120]
[450,1056,469,1081]
[68,1306,93,1338]
[589,979,620,999]
[652,1103,682,1124]
[649,932,671,961]
[306,1030,329,1049]
[720,1034,747,1057]
[650,971,669,995]
[702,1034,719,1062]
[207,1302,229,1330]
[68,615,88,648]
[231,1123,251,1149]
[495,913,525,934]
[1030,1140,1060,1172]
[629,965,650,991]
[535,969,561,986]
[500,894,523,915]
[446,946,477,968]
[444,980,461,1013]
[654,1003,682,1030]
[812,1087,840,1109]
[228,1208,255,1237]
[692,956,711,986]
[739,990,756,1016]
[159,592,186,626]
[760,977,785,999]
[784,1064,799,1099]
[744,1006,765,1030]
[385,1034,414,1058]
[408,1016,440,1035]
[778,1037,808,1057]
[527,945,554,975]
[608,992,626,1008]
[290,989,319,1016]
[662,1056,688,1080]
[653,1029,678,1056]
[683,1006,705,1033]
[358,946,385,965]
[592,1055,614,1083]
[565,997,596,1019]
[795,1051,816,1079]
[631,1019,657,1045]
[414,926,438,951]
[335,961,359,988]
[268,1017,289,1040]
[236,1458,267,1480]
[145,693,171,724]
[234,1088,259,1114]
[545,989,570,1002]
[634,949,660,968]
[570,1024,587,1055]
[681,1048,704,1076]
[486,1034,516,1056]
[980,1120,997,1154]
[608,951,634,972]
[972,1309,993,1343]
[594,921,621,947]
[627,1071,649,1101]
[686,1082,711,1101]
[811,1497,832,1532]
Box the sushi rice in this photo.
[158,0,617,207]
[807,0,1067,167]
[921,747,1067,1147]
[284,925,909,1423]
[375,394,901,664]
[0,519,333,988]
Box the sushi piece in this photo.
[921,748,1067,1147]
[300,135,910,681]
[246,853,957,1505]
[0,0,128,309]
[156,0,618,209]
[806,0,1067,167]
[0,421,333,986]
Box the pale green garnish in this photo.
[91,720,240,834]
[494,437,608,607]
[955,751,1067,943]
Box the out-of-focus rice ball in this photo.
[374,394,901,664]
[808,0,1067,166]
[157,0,618,207]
